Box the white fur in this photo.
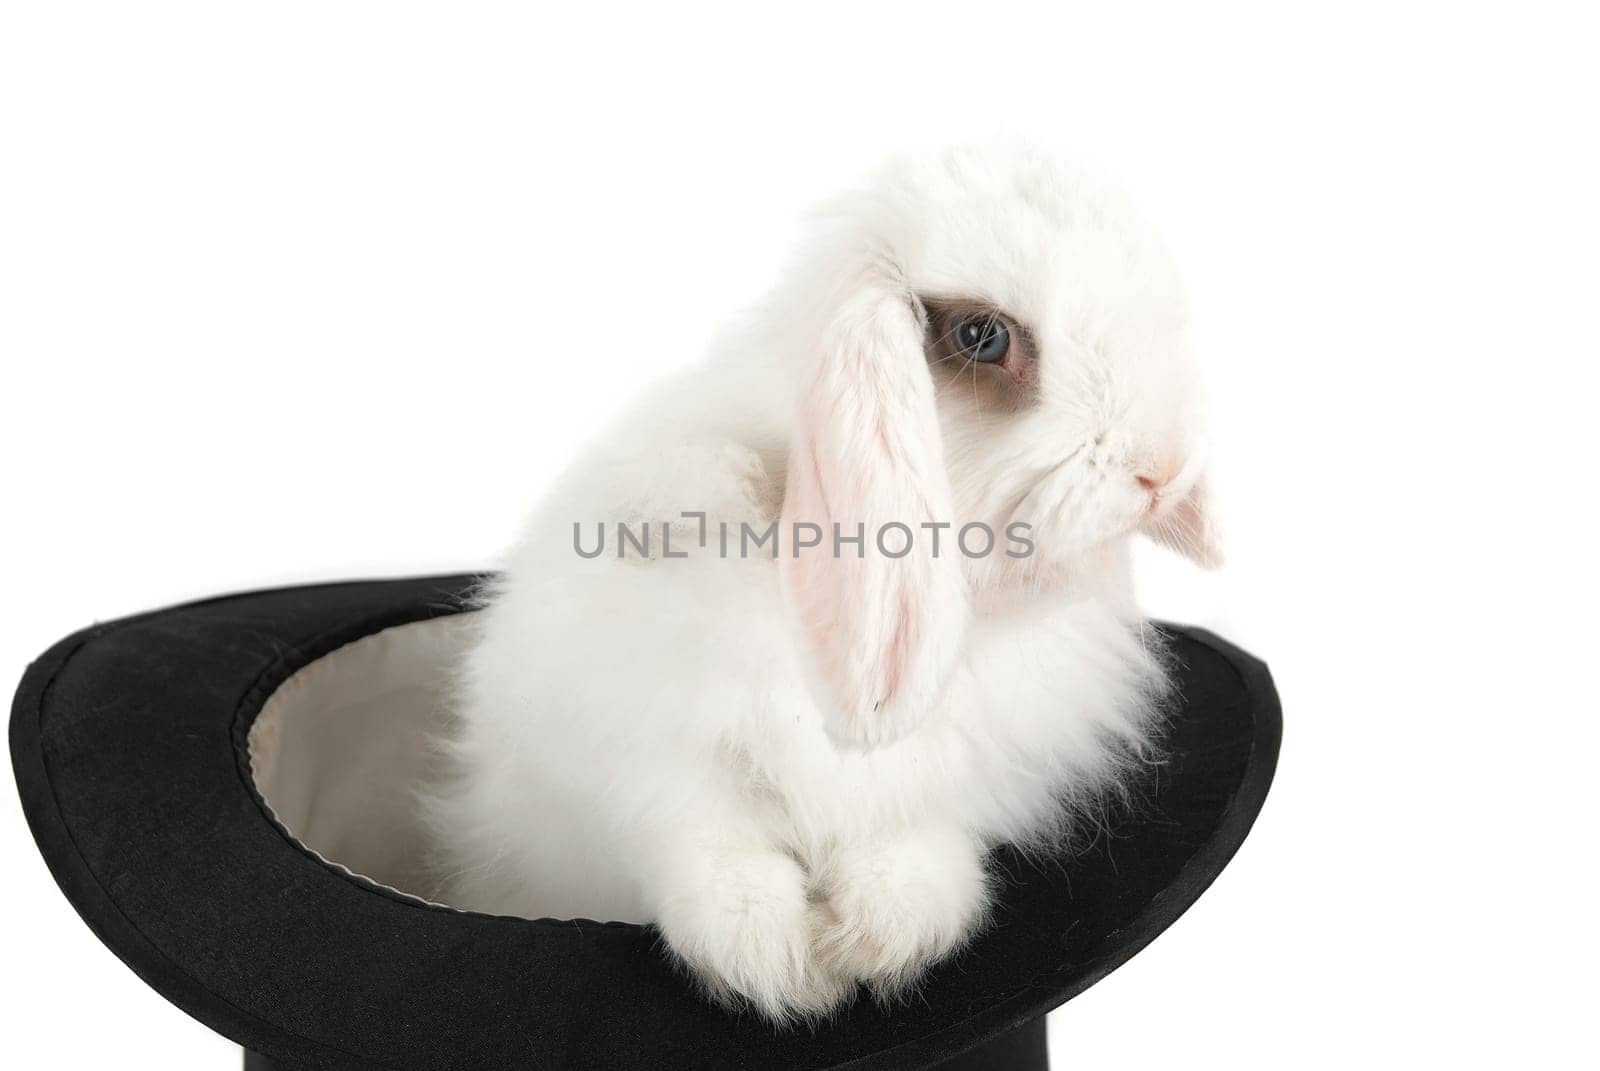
[425,140,1217,1023]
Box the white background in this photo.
[3,3,1596,1068]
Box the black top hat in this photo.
[10,575,1279,1070]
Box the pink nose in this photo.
[1136,455,1186,495]
[1136,472,1170,494]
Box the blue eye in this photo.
[952,315,1010,363]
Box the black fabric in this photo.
[930,1018,1046,1070]
[248,1018,1048,1071]
[10,575,1280,1070]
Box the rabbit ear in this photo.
[1146,475,1224,569]
[780,277,969,750]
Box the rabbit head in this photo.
[775,140,1218,748]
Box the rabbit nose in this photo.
[1134,457,1184,494]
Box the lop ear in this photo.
[1146,475,1224,569]
[780,278,969,750]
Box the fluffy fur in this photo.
[425,140,1220,1023]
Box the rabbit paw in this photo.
[655,845,854,1023]
[811,826,990,1000]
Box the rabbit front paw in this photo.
[654,844,854,1023]
[811,825,990,1000]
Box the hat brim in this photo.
[11,575,1280,1069]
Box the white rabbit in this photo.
[425,139,1221,1023]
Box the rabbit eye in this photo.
[951,315,1010,364]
